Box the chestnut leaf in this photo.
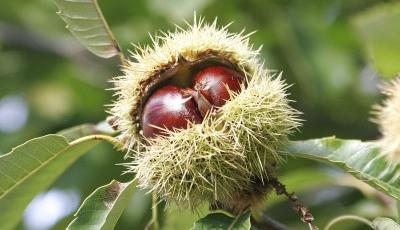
[372,217,400,230]
[286,137,400,201]
[0,122,115,230]
[67,180,136,230]
[191,211,251,230]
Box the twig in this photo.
[270,178,319,230]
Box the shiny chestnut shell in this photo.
[141,85,202,138]
[193,66,243,107]
[139,61,244,139]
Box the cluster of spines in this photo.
[128,70,300,208]
[111,17,301,209]
[372,77,400,161]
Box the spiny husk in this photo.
[372,77,400,161]
[111,17,301,210]
[126,71,300,209]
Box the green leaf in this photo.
[353,2,400,78]
[0,134,103,230]
[67,180,136,230]
[191,211,251,230]
[373,217,400,230]
[54,0,122,59]
[286,137,400,201]
[163,204,208,230]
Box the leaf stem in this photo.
[151,193,160,230]
[118,51,126,66]
[324,215,374,230]
[92,0,126,65]
[70,134,124,150]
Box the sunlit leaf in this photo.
[353,2,400,78]
[54,0,122,59]
[67,180,136,230]
[58,120,116,142]
[0,134,102,230]
[286,137,400,200]
[191,211,251,230]
[373,217,400,230]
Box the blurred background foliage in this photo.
[0,0,399,229]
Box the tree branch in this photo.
[270,178,319,230]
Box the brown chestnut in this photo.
[193,66,243,107]
[141,65,244,138]
[141,85,203,138]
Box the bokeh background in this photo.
[1,0,399,229]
